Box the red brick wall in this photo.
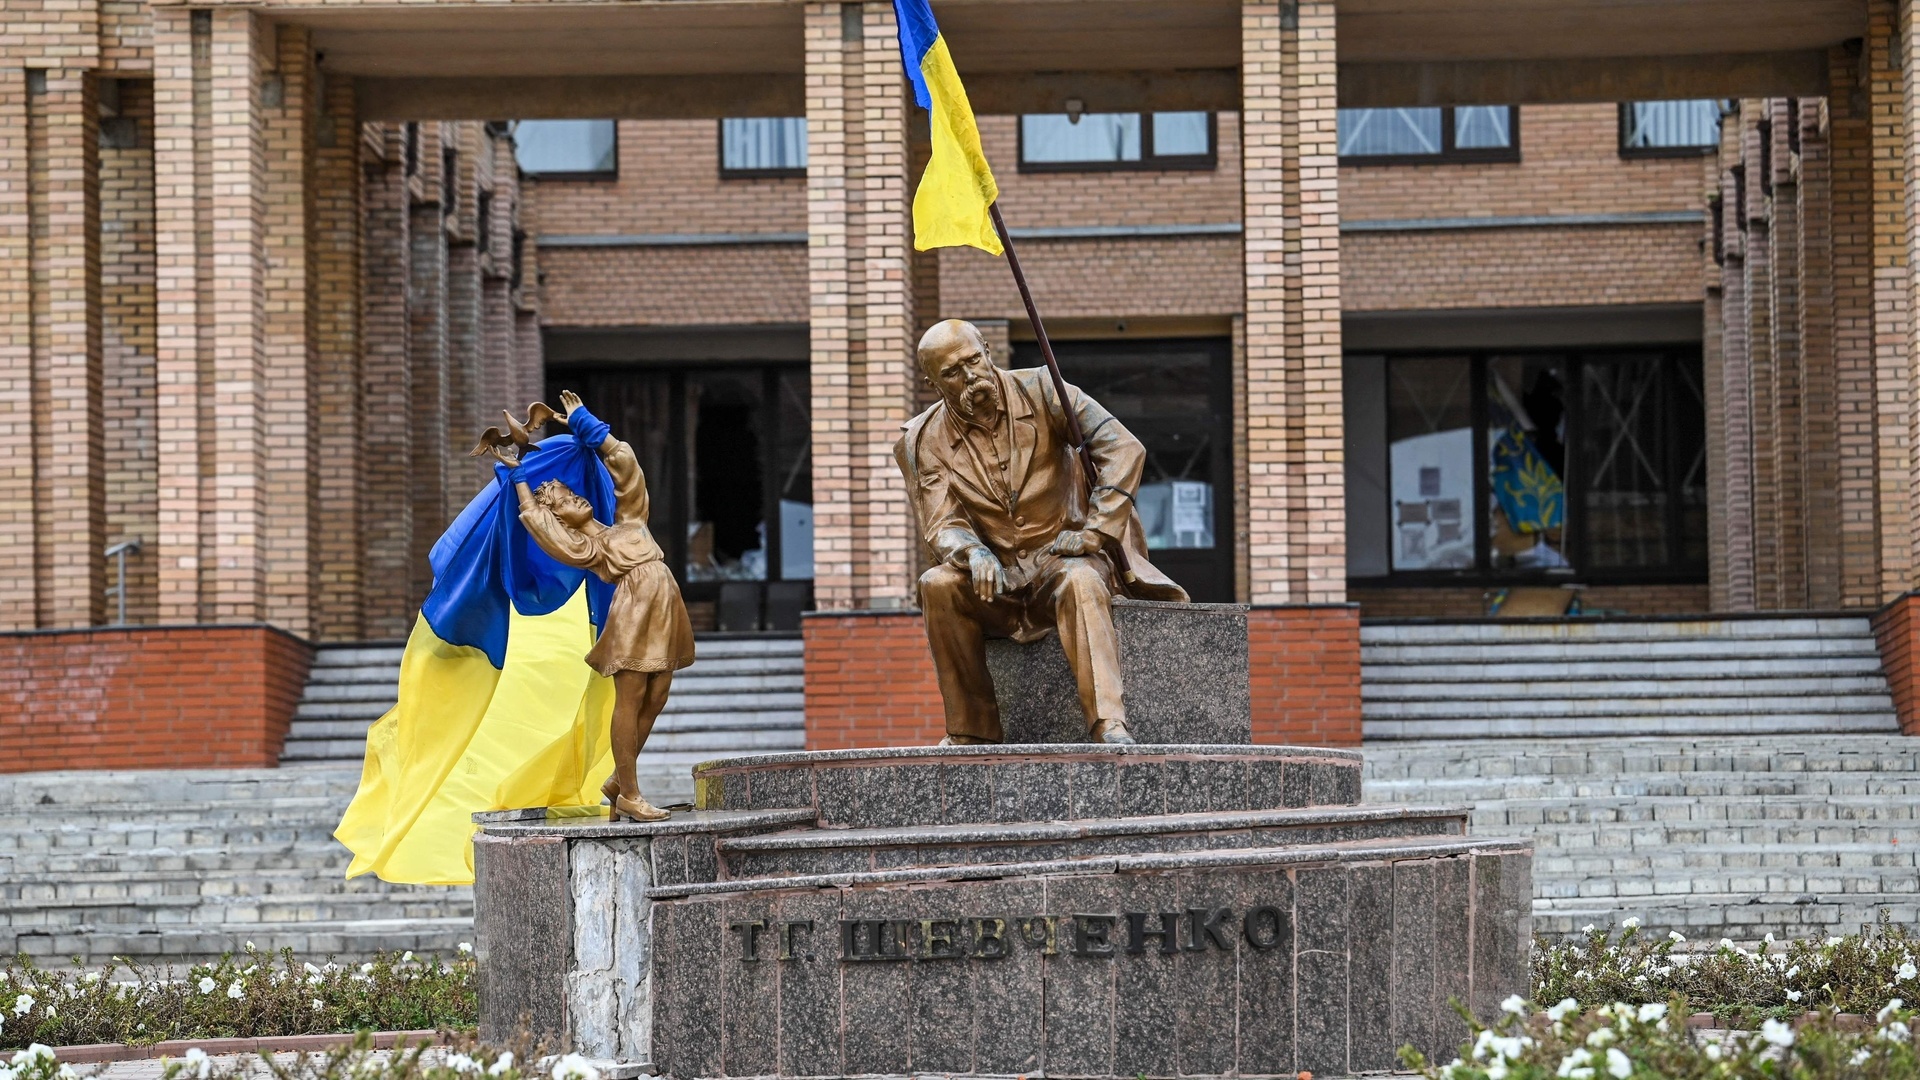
[1872,592,1920,735]
[803,606,1363,750]
[1248,605,1361,747]
[0,626,314,771]
[1351,584,1714,619]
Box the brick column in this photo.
[0,72,31,628]
[1829,41,1885,609]
[1766,99,1806,607]
[1878,0,1914,600]
[408,125,450,609]
[1241,0,1343,605]
[28,69,105,628]
[311,70,363,640]
[1714,109,1759,610]
[359,124,413,639]
[805,0,916,612]
[446,124,486,513]
[101,77,159,626]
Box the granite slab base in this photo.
[473,746,1533,1079]
[986,598,1250,744]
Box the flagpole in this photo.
[986,200,1137,585]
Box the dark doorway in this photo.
[1011,337,1236,603]
[547,363,813,632]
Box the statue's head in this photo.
[918,319,1001,423]
[533,479,596,529]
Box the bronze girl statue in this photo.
[480,390,694,822]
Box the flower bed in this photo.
[0,946,475,1050]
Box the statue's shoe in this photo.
[937,733,998,746]
[1090,718,1136,745]
[613,793,671,822]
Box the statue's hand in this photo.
[967,547,1008,603]
[1048,529,1101,558]
[559,389,584,419]
[488,443,521,469]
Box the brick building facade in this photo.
[2,0,1915,761]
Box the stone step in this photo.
[1362,656,1889,682]
[1366,773,1920,800]
[1459,793,1920,823]
[0,890,475,928]
[695,745,1366,829]
[0,846,378,877]
[0,768,364,805]
[1518,820,1920,849]
[1361,639,1884,665]
[1359,736,1920,777]
[7,916,475,967]
[1,867,465,903]
[1364,715,1903,739]
[1528,893,1920,940]
[1364,674,1892,699]
[1363,693,1896,718]
[1531,869,1918,900]
[305,645,407,667]
[1360,616,1876,642]
[291,700,393,721]
[647,729,806,752]
[1531,843,1920,874]
[714,804,1467,881]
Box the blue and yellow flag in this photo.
[335,430,619,886]
[893,0,1002,254]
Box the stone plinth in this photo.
[473,745,1533,1078]
[985,599,1250,744]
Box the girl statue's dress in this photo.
[517,431,695,679]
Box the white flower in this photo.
[1704,1042,1722,1062]
[1586,1027,1616,1048]
[488,1053,515,1076]
[1851,1048,1871,1066]
[1557,1047,1594,1079]
[1879,999,1905,1023]
[458,942,473,955]
[42,1006,53,1020]
[226,980,244,1000]
[1827,936,1845,947]
[1486,1064,1508,1080]
[304,963,321,976]
[1785,965,1800,978]
[1548,998,1580,1022]
[444,1054,479,1074]
[1604,1047,1630,1079]
[1786,989,1802,1002]
[1581,924,1596,933]
[1720,938,1736,950]
[358,963,374,975]
[1621,917,1642,930]
[1635,1003,1667,1024]
[1764,932,1776,945]
[197,977,216,995]
[182,1048,212,1080]
[401,952,414,963]
[1667,931,1685,943]
[12,1046,55,1067]
[1760,1018,1795,1048]
[1500,994,1527,1016]
[81,973,100,985]
[550,1055,599,1080]
[306,974,323,987]
[244,941,255,951]
[56,1065,76,1080]
[1882,1020,1912,1043]
[1897,961,1918,983]
[10,995,31,1016]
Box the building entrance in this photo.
[547,363,813,632]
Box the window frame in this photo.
[513,119,619,181]
[1337,105,1522,166]
[1617,100,1725,160]
[716,117,809,180]
[1349,344,1708,588]
[1015,111,1218,174]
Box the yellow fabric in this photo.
[336,588,615,886]
[914,35,1002,255]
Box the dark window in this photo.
[1345,347,1706,584]
[512,119,617,178]
[720,117,807,177]
[1017,111,1215,172]
[441,146,457,214]
[476,189,492,254]
[403,122,420,176]
[1619,100,1725,157]
[1337,106,1519,164]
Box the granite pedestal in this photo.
[985,599,1250,743]
[473,744,1532,1079]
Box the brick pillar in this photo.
[28,69,106,628]
[1797,94,1843,609]
[1743,105,1783,607]
[152,8,207,623]
[1715,108,1759,611]
[446,124,486,514]
[260,25,317,637]
[407,125,450,610]
[1829,41,1884,609]
[0,72,32,628]
[1242,0,1343,605]
[1767,99,1807,608]
[311,71,362,641]
[805,0,916,612]
[360,124,413,639]
[1878,0,1914,601]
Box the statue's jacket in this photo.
[895,365,1188,637]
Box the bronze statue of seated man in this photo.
[895,319,1188,746]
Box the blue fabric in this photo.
[565,403,610,451]
[892,0,940,109]
[1490,426,1565,534]
[423,432,615,668]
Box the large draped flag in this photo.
[335,425,620,886]
[893,0,1002,254]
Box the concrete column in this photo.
[1241,0,1343,605]
[805,0,916,612]
[28,69,106,628]
[311,69,363,641]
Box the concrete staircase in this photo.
[0,768,471,968]
[281,634,807,771]
[1362,615,1902,739]
[1364,734,1920,942]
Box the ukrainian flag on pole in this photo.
[893,0,1003,255]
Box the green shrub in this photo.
[1534,917,1920,1025]
[0,946,476,1049]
